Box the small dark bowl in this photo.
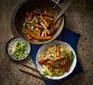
[6,36,31,61]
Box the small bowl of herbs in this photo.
[6,36,31,61]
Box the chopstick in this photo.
[19,68,43,80]
[19,63,58,85]
[21,63,39,72]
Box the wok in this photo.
[11,0,64,44]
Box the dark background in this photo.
[0,0,93,85]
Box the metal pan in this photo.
[11,0,64,44]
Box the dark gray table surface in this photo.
[0,0,93,85]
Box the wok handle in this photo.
[59,0,64,4]
[54,0,74,23]
[53,0,64,9]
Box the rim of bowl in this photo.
[36,40,77,80]
[6,36,31,61]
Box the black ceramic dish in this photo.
[6,36,31,61]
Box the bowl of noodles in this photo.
[36,40,77,80]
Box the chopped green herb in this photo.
[22,23,26,28]
[11,40,28,59]
[52,73,59,77]
[26,23,30,27]
[55,62,59,67]
[60,51,67,56]
[29,18,36,24]
[42,71,48,76]
[68,51,74,66]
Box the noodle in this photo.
[38,44,74,76]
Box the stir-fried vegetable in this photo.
[22,8,54,41]
[42,65,53,76]
[38,44,74,77]
[11,40,28,59]
[68,51,74,66]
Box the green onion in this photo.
[11,40,28,59]
[60,51,67,56]
[68,51,74,66]
[52,73,59,77]
[42,71,48,76]
[55,62,59,67]
[26,23,30,27]
[22,23,26,28]
[29,18,36,24]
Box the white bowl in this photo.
[36,40,77,80]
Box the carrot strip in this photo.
[25,34,33,40]
[36,29,41,36]
[44,16,54,21]
[40,15,49,27]
[45,36,52,40]
[24,29,51,40]
[24,29,41,40]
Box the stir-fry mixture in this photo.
[38,44,74,76]
[9,40,28,59]
[22,8,54,41]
